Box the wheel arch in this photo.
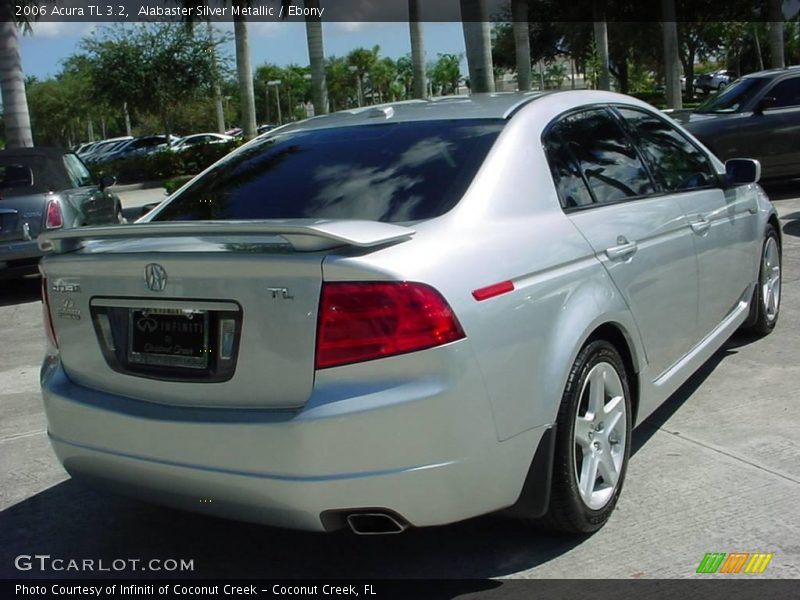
[584,322,641,427]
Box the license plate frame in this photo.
[128,308,210,370]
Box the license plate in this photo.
[128,308,210,369]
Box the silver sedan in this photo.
[38,91,781,535]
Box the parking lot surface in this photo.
[1,185,799,580]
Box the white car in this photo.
[170,133,234,152]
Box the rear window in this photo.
[0,156,71,196]
[154,120,504,223]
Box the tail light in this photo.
[41,277,58,349]
[316,282,465,369]
[45,199,63,229]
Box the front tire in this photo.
[541,340,632,534]
[744,225,781,336]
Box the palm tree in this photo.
[304,0,328,115]
[0,4,33,148]
[511,0,531,91]
[408,0,427,99]
[460,0,495,93]
[661,0,682,109]
[592,1,611,91]
[768,0,785,69]
[347,46,379,106]
[206,21,226,134]
[233,0,257,138]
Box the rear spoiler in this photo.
[38,220,415,254]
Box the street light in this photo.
[268,80,282,125]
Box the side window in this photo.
[543,129,594,209]
[549,108,654,206]
[63,154,94,188]
[767,77,800,108]
[616,107,717,192]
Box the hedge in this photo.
[89,139,245,185]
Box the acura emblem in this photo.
[144,263,167,292]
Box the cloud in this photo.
[29,21,99,39]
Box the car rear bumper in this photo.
[0,240,42,277]
[41,353,545,532]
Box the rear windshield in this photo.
[154,120,505,223]
[0,156,71,196]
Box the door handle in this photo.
[605,237,638,261]
[690,216,711,235]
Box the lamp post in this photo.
[268,80,282,125]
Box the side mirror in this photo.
[725,158,761,186]
[754,96,776,114]
[99,174,116,189]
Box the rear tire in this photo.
[539,340,632,534]
[743,225,781,336]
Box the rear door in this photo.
[544,107,699,378]
[756,75,800,177]
[616,106,759,336]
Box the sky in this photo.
[20,21,469,80]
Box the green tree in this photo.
[326,56,357,111]
[431,53,463,95]
[347,46,380,106]
[78,23,226,135]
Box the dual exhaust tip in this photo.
[321,509,410,535]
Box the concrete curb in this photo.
[108,181,165,193]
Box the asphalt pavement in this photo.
[1,184,799,580]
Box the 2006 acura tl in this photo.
[38,91,781,535]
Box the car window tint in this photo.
[154,120,504,223]
[63,153,94,188]
[543,129,594,209]
[767,77,800,108]
[552,109,654,205]
[616,107,717,192]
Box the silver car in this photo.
[1,148,123,279]
[38,91,781,535]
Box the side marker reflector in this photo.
[472,280,515,301]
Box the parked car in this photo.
[100,135,179,162]
[695,69,736,93]
[676,66,800,180]
[79,136,133,162]
[169,133,234,152]
[0,148,123,279]
[38,91,780,535]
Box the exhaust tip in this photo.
[346,512,409,535]
[319,509,411,534]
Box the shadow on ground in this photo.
[761,180,800,202]
[780,211,800,238]
[0,330,758,581]
[0,276,40,307]
[0,476,589,580]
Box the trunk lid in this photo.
[40,221,414,409]
[0,192,47,242]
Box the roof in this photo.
[277,92,549,134]
[0,146,70,158]
[742,65,800,79]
